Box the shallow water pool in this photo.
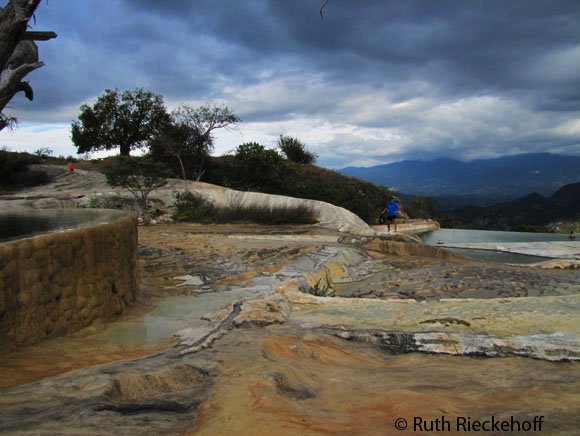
[0,209,126,242]
[420,229,569,263]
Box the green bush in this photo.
[303,279,335,297]
[104,155,170,209]
[285,165,389,223]
[173,191,213,223]
[278,135,317,164]
[173,191,317,225]
[230,142,289,191]
[201,152,389,224]
[0,150,42,186]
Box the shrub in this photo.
[230,142,288,191]
[104,156,170,208]
[173,191,317,225]
[0,150,42,185]
[14,169,49,187]
[278,135,317,164]
[201,154,389,224]
[303,279,335,297]
[33,147,54,157]
[172,191,213,223]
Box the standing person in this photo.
[67,161,74,175]
[381,196,399,233]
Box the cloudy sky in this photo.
[1,0,580,168]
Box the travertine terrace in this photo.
[0,167,578,434]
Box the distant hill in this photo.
[438,182,580,232]
[340,153,580,202]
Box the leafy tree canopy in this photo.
[71,88,170,156]
[172,102,240,140]
[150,102,240,183]
[149,121,203,188]
[230,142,289,191]
[278,135,317,164]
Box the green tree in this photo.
[150,122,200,190]
[33,147,53,158]
[151,103,240,184]
[173,103,240,140]
[230,142,288,191]
[71,88,170,156]
[172,103,240,180]
[104,155,170,218]
[277,135,317,164]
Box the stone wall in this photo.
[0,213,140,354]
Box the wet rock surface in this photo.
[189,328,580,435]
[1,171,580,434]
[0,350,218,434]
[335,257,580,300]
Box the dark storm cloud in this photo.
[4,0,580,164]
[115,0,580,115]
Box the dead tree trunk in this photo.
[0,0,56,131]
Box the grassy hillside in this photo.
[1,149,433,224]
[202,155,392,224]
[0,149,47,190]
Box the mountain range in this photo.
[438,182,580,232]
[340,153,580,205]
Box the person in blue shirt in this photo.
[381,196,399,233]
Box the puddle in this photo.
[98,289,250,346]
[0,209,128,242]
[0,287,250,388]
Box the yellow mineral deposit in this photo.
[0,211,139,354]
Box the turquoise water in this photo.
[420,229,569,264]
[421,228,570,244]
[97,289,249,346]
[441,247,552,264]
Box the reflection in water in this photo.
[0,289,250,388]
[444,247,552,264]
[0,209,126,242]
[422,228,570,244]
[421,228,566,264]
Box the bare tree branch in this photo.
[0,0,55,131]
[320,0,330,20]
[22,30,57,41]
[0,56,44,111]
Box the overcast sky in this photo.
[1,0,579,168]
